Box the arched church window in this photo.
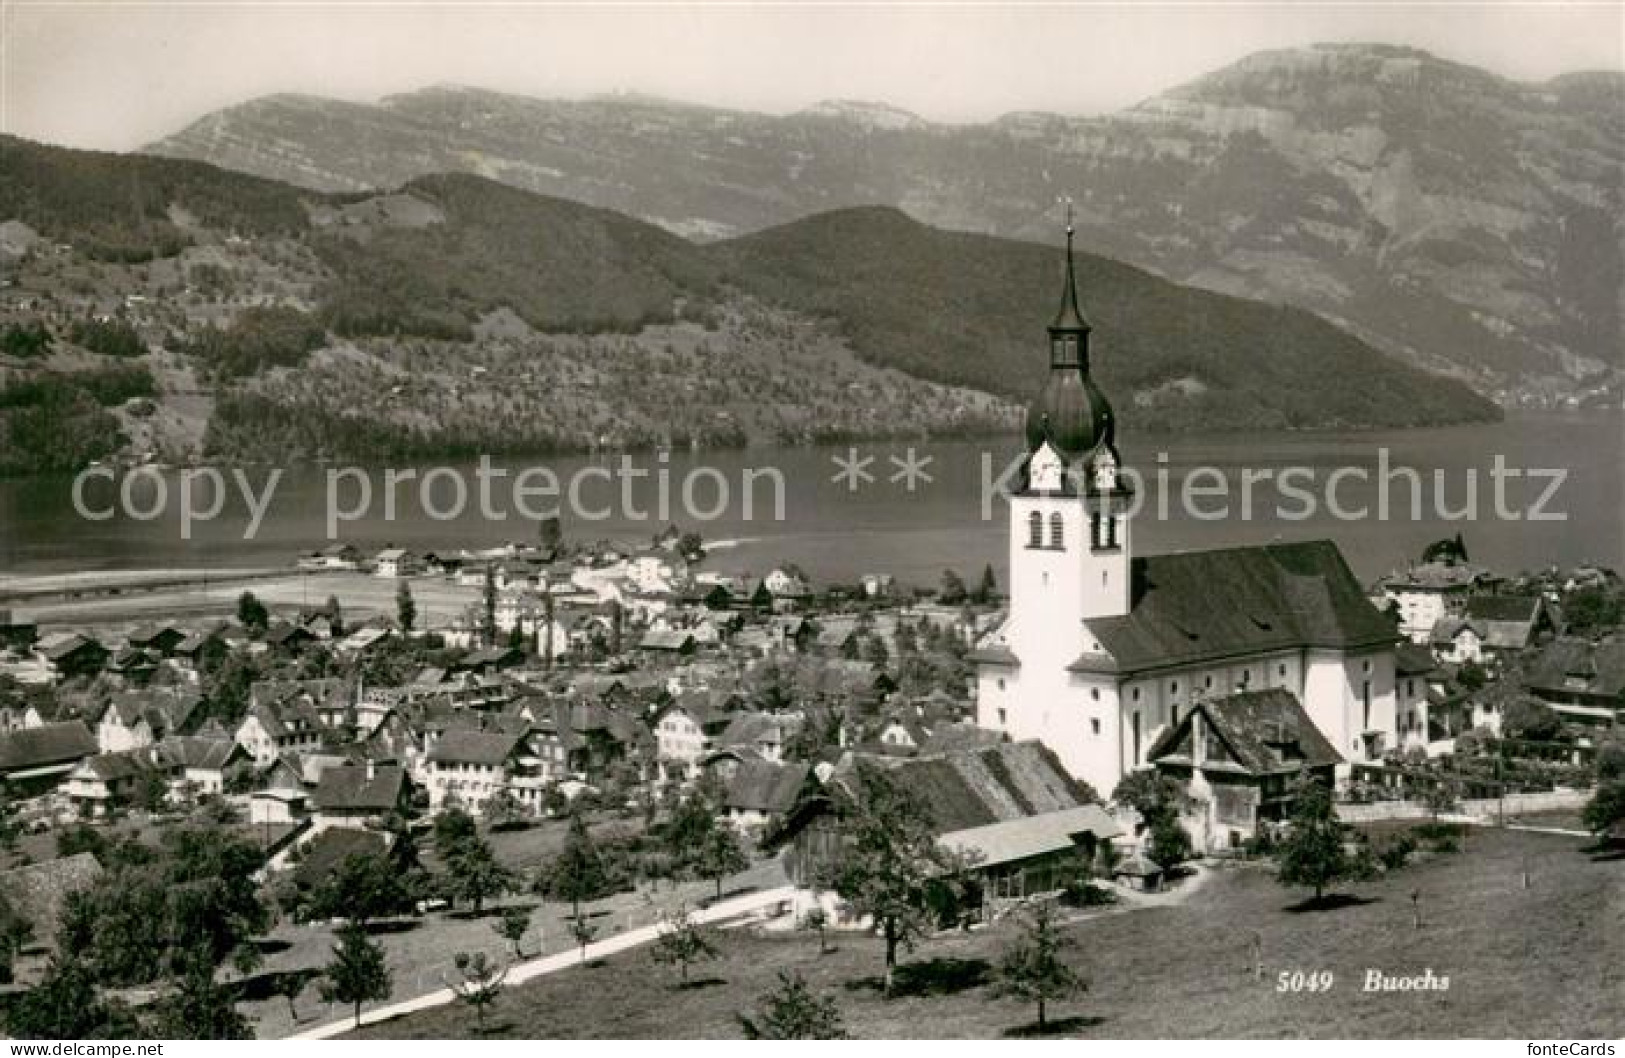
[1104,513,1118,549]
[1049,513,1064,549]
[1027,511,1042,548]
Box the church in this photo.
[971,223,1401,798]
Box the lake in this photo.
[1,411,1620,587]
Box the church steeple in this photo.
[1026,206,1114,461]
[1047,204,1091,370]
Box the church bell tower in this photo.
[1006,215,1132,658]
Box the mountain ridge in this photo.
[142,43,1625,402]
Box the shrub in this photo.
[1059,878,1117,908]
[1376,833,1417,871]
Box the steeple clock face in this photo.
[1029,442,1065,492]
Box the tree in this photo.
[830,762,968,995]
[651,906,718,987]
[0,891,33,984]
[320,925,392,1030]
[5,957,144,1039]
[308,851,414,926]
[1276,780,1366,904]
[568,913,597,963]
[236,591,269,633]
[738,971,848,1039]
[275,973,307,1025]
[975,563,999,604]
[1146,812,1192,871]
[434,805,478,856]
[446,952,507,1034]
[1501,695,1562,742]
[484,788,527,829]
[151,964,252,1039]
[1581,780,1625,840]
[538,515,564,554]
[545,811,606,919]
[997,902,1086,1032]
[396,582,416,632]
[693,824,749,901]
[495,906,532,958]
[939,569,968,605]
[324,595,345,637]
[443,834,515,915]
[480,565,499,646]
[803,906,831,955]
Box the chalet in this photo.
[722,758,816,831]
[264,622,317,653]
[452,646,525,677]
[1148,688,1343,852]
[95,688,200,753]
[0,609,38,652]
[235,699,324,766]
[779,741,1116,913]
[0,721,97,793]
[297,543,362,570]
[650,695,733,778]
[638,629,695,656]
[373,548,421,579]
[170,628,226,674]
[716,711,799,763]
[126,624,186,656]
[160,735,249,796]
[1524,634,1625,727]
[64,747,178,818]
[311,760,409,827]
[33,633,108,682]
[104,647,159,684]
[336,625,394,655]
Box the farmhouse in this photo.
[1147,688,1343,852]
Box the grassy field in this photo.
[352,827,1622,1039]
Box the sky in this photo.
[3,2,1622,151]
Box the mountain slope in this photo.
[144,44,1625,398]
[0,137,1494,473]
[714,208,1498,430]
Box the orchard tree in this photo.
[694,824,749,901]
[446,952,507,1034]
[739,971,848,1039]
[444,834,515,914]
[651,906,718,987]
[308,851,414,926]
[152,964,252,1040]
[997,902,1086,1032]
[495,906,532,957]
[1582,780,1625,841]
[830,762,969,995]
[320,925,392,1030]
[545,811,606,919]
[1276,779,1370,904]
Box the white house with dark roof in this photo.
[971,226,1400,796]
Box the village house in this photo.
[1523,634,1625,729]
[721,758,816,832]
[1394,643,1443,753]
[64,746,178,818]
[1379,559,1499,645]
[32,632,109,682]
[94,688,200,754]
[778,741,1118,916]
[651,694,733,779]
[310,759,409,828]
[1147,689,1343,852]
[161,735,250,797]
[235,697,325,766]
[1429,594,1560,667]
[0,721,98,794]
[373,548,422,579]
[426,729,547,816]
